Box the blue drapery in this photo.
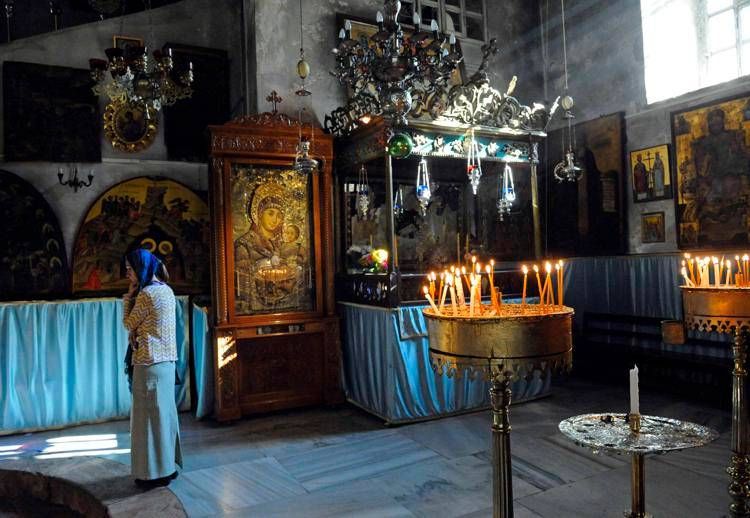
[0,296,197,435]
[191,304,214,419]
[340,301,551,424]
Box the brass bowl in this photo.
[681,286,750,333]
[423,305,574,379]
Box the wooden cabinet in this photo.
[209,106,342,421]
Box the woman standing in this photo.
[123,248,182,488]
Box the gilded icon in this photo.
[630,144,672,203]
[103,99,158,152]
[232,165,314,314]
[672,95,750,249]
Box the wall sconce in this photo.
[58,166,93,192]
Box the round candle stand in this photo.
[681,286,750,517]
[424,306,574,518]
[559,413,718,518]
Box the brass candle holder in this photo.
[681,285,750,518]
[424,305,574,518]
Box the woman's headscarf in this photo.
[125,248,162,290]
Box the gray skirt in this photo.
[131,361,183,479]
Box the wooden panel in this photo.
[236,332,324,414]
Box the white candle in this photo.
[629,365,639,415]
[713,257,720,288]
[423,286,440,315]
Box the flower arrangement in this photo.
[359,248,389,274]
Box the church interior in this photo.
[1,0,748,516]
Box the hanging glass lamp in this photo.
[466,128,482,195]
[356,163,370,219]
[496,163,515,220]
[415,157,431,216]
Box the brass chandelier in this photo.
[331,0,463,127]
[89,45,194,115]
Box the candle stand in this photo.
[424,305,574,518]
[559,413,718,518]
[681,286,750,517]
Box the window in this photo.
[641,0,750,103]
[399,0,487,42]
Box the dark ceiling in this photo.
[0,0,183,44]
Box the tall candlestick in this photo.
[544,262,554,306]
[486,264,495,307]
[681,267,695,287]
[455,273,465,307]
[469,275,476,317]
[713,257,720,288]
[629,365,639,415]
[744,254,749,286]
[521,265,528,306]
[439,279,448,311]
[685,253,695,285]
[558,260,564,306]
[447,276,457,315]
[555,263,561,307]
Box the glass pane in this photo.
[421,5,440,28]
[707,0,732,14]
[707,47,739,85]
[742,42,750,74]
[398,1,414,24]
[445,0,461,6]
[445,10,462,34]
[231,164,316,315]
[708,10,736,52]
[466,15,484,40]
[465,0,483,13]
[741,6,750,40]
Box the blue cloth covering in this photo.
[0,296,197,435]
[192,304,214,419]
[340,301,551,424]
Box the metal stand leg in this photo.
[729,330,750,517]
[490,371,513,518]
[627,453,646,518]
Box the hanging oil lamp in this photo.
[496,163,516,221]
[466,128,482,195]
[415,157,431,216]
[394,184,405,217]
[356,163,370,219]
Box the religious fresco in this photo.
[231,165,315,315]
[0,170,68,301]
[72,177,210,296]
[672,95,750,249]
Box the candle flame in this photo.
[522,265,528,274]
[713,257,719,264]
[423,286,429,294]
[461,266,467,274]
[744,254,749,261]
[533,265,539,273]
[485,264,491,273]
[490,259,495,266]
[555,264,560,271]
[727,260,732,267]
[685,253,691,259]
[471,255,476,263]
[545,262,552,273]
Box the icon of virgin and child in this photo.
[234,181,310,313]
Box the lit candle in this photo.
[455,273,465,307]
[469,275,476,317]
[558,260,564,306]
[461,266,470,295]
[726,260,732,287]
[555,263,561,307]
[629,365,639,416]
[744,254,749,286]
[521,265,528,306]
[681,266,694,287]
[447,275,457,315]
[429,271,436,299]
[439,273,448,310]
[544,262,554,306]
[713,257,720,288]
[423,286,440,315]
[533,265,543,305]
[685,253,695,285]
[486,264,495,307]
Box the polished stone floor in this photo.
[0,378,731,517]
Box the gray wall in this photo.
[0,0,242,263]
[542,0,750,254]
[252,0,545,124]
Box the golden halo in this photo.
[103,99,158,153]
[158,240,174,256]
[140,238,157,252]
[249,182,289,225]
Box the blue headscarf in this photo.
[125,248,162,291]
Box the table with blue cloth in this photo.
[339,300,552,424]
[0,296,214,436]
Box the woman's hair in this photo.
[125,248,167,290]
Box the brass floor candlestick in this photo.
[560,414,717,518]
[681,287,750,517]
[491,371,513,518]
[424,306,574,518]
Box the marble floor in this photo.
[0,377,732,517]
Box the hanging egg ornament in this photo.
[386,132,414,159]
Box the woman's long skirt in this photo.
[131,361,183,480]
